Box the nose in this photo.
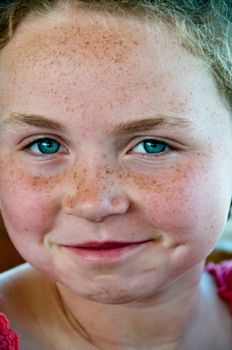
[63,166,130,223]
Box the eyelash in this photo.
[23,137,174,159]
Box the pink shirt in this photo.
[0,313,19,350]
[206,260,232,315]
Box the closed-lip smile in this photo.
[61,239,154,263]
[66,240,151,249]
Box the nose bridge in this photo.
[63,158,129,222]
[75,161,114,200]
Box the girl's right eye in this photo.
[130,139,172,157]
[24,138,65,155]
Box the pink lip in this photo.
[62,240,153,263]
[70,240,149,249]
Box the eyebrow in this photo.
[0,113,66,133]
[110,115,192,135]
[0,112,192,134]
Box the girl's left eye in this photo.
[131,139,171,156]
[24,138,65,155]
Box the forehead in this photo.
[4,8,173,57]
[0,6,203,80]
[0,5,229,132]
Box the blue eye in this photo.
[26,138,61,155]
[132,139,169,155]
[144,140,167,153]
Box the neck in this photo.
[55,263,209,350]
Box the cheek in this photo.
[0,155,61,242]
[125,159,230,249]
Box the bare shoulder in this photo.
[0,264,59,349]
[0,264,30,304]
[0,264,36,300]
[0,263,54,324]
[0,262,41,288]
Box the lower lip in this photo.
[62,241,152,263]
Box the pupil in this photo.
[144,140,166,153]
[38,139,60,154]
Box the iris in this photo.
[37,139,60,154]
[143,140,167,154]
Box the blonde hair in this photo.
[0,0,231,111]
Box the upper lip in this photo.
[65,240,151,249]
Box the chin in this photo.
[86,292,137,305]
[68,281,139,304]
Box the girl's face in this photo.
[0,7,232,303]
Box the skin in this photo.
[0,4,232,350]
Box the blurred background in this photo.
[0,212,232,273]
[0,214,24,272]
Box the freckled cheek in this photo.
[0,158,61,238]
[137,179,197,226]
[122,166,213,236]
[130,166,227,256]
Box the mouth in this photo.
[62,240,154,263]
[71,240,150,249]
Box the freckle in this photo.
[118,288,126,294]
[73,171,79,181]
[65,195,74,209]
[151,180,157,186]
[104,166,114,175]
